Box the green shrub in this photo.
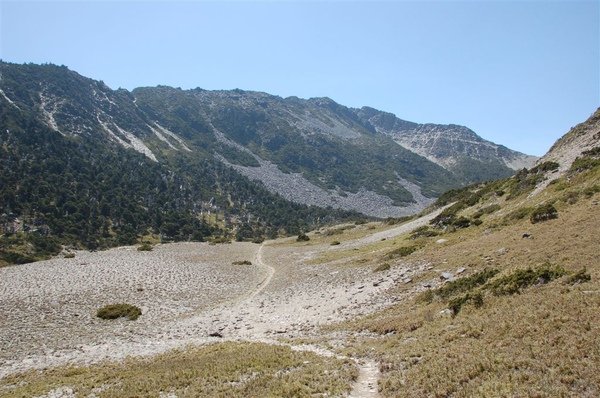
[210,236,231,244]
[451,217,471,229]
[409,226,439,239]
[486,264,567,296]
[296,233,310,242]
[504,206,533,222]
[530,204,558,224]
[97,303,142,320]
[530,161,560,173]
[434,268,499,301]
[448,292,484,315]
[232,260,252,265]
[472,219,483,226]
[582,147,600,157]
[570,157,600,173]
[137,243,153,251]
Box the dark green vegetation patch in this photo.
[97,303,142,321]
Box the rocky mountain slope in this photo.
[355,106,538,182]
[0,61,537,261]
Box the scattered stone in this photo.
[423,282,432,288]
[402,278,412,284]
[372,281,380,287]
[456,267,466,274]
[440,272,454,280]
[438,308,453,317]
[208,331,223,338]
[522,232,533,239]
[436,239,448,244]
[496,248,508,255]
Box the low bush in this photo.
[386,246,418,259]
[97,303,142,321]
[448,292,484,315]
[434,268,499,301]
[451,217,471,229]
[409,226,439,239]
[530,161,560,174]
[296,233,310,242]
[232,260,252,265]
[137,243,153,251]
[486,264,567,296]
[503,206,533,222]
[564,268,591,284]
[330,240,341,246]
[530,204,558,224]
[210,236,231,244]
[570,156,600,173]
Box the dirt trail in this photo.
[349,360,381,398]
[339,206,446,249]
[246,243,274,300]
[0,211,444,392]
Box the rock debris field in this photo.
[0,230,428,382]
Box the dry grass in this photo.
[0,342,357,397]
[336,166,600,397]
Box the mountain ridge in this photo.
[0,61,539,262]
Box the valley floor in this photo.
[1,187,599,397]
[0,212,443,397]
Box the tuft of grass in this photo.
[330,240,341,246]
[96,303,142,321]
[63,252,75,258]
[373,262,391,272]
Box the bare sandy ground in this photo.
[0,219,432,395]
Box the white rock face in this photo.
[382,124,537,171]
[357,107,538,172]
[97,115,157,162]
[151,122,192,152]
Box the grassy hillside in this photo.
[332,147,600,396]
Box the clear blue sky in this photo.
[1,1,598,156]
